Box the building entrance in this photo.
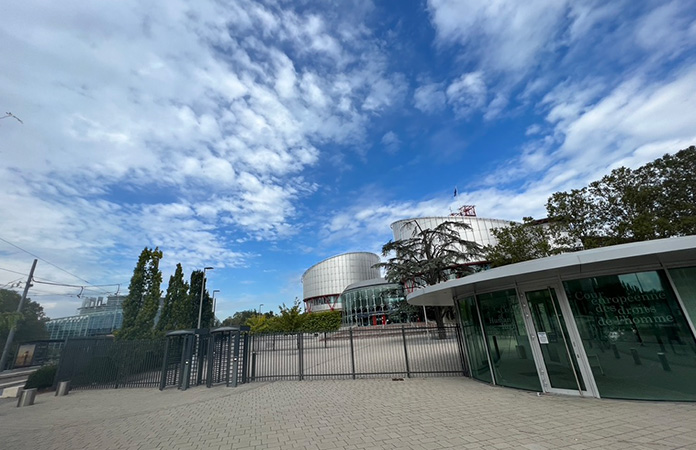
[519,286,596,397]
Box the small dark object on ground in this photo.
[392,378,404,381]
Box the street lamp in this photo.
[197,266,213,329]
[258,303,264,315]
[212,290,220,314]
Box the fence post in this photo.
[206,335,215,388]
[250,352,256,382]
[159,338,170,391]
[232,331,241,387]
[401,326,411,378]
[241,333,249,384]
[349,328,356,380]
[298,333,304,381]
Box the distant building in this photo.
[46,295,125,340]
[302,252,381,313]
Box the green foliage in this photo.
[547,146,696,249]
[245,302,341,334]
[157,263,189,332]
[273,300,305,333]
[301,310,342,333]
[0,289,48,350]
[246,314,274,334]
[485,217,573,267]
[376,219,482,335]
[24,364,57,390]
[222,310,258,327]
[376,219,482,288]
[118,247,163,340]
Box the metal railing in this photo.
[54,337,166,389]
[249,324,465,381]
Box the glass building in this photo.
[47,295,125,340]
[409,236,696,401]
[302,252,381,313]
[339,278,408,327]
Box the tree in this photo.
[273,300,305,333]
[118,247,163,340]
[0,289,48,351]
[221,310,258,327]
[157,263,189,332]
[188,270,214,329]
[547,146,696,249]
[376,219,482,337]
[485,217,573,267]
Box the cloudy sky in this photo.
[1,0,695,320]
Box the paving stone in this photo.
[1,378,695,449]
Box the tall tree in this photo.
[188,270,214,329]
[0,289,48,350]
[376,219,482,337]
[118,247,163,340]
[547,146,696,249]
[485,217,574,268]
[157,263,188,332]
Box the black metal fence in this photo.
[249,324,465,381]
[51,325,464,390]
[54,337,165,389]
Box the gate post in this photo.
[206,334,215,388]
[225,332,233,387]
[401,326,411,378]
[231,331,241,387]
[241,332,249,384]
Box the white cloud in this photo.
[381,131,401,154]
[446,72,487,117]
[413,83,447,113]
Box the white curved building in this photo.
[302,252,381,313]
[391,216,511,255]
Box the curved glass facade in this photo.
[302,252,381,312]
[340,280,407,327]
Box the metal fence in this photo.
[249,324,465,381]
[55,337,166,389]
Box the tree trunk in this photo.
[433,306,447,340]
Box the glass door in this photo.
[521,286,593,396]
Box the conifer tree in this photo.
[118,247,163,339]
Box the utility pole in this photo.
[0,259,37,372]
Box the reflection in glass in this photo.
[476,289,541,391]
[458,296,492,383]
[565,270,696,401]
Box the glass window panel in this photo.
[565,270,696,401]
[668,267,696,329]
[458,296,492,383]
[476,289,542,391]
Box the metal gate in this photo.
[159,326,250,390]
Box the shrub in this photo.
[301,310,342,333]
[24,364,57,390]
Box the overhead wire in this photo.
[0,235,123,296]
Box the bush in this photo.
[24,364,57,390]
[301,310,342,333]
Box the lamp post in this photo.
[212,290,220,314]
[258,303,264,316]
[197,266,213,329]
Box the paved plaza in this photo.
[1,377,695,450]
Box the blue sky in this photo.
[1,0,695,320]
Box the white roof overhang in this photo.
[407,235,696,306]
